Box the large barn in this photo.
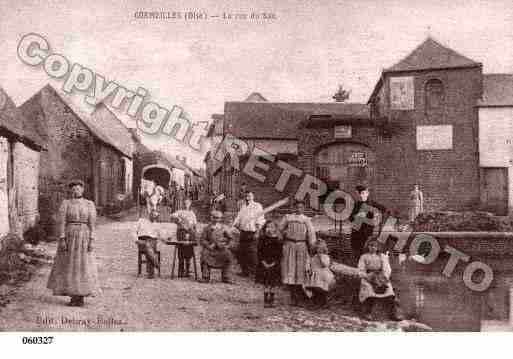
[19,84,133,238]
[205,38,513,217]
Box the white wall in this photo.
[14,142,40,231]
[123,157,133,196]
[245,139,298,155]
[479,107,513,167]
[479,107,513,211]
[172,168,185,187]
[0,137,9,237]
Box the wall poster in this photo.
[390,76,414,110]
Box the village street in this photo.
[0,211,429,332]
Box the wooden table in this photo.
[163,240,199,280]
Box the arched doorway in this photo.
[142,165,172,188]
[314,142,375,198]
[139,165,173,210]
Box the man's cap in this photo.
[68,179,85,188]
[356,185,368,193]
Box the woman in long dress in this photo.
[47,180,100,307]
[280,200,317,306]
[409,184,424,223]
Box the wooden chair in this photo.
[170,242,199,280]
[137,249,161,277]
[200,264,227,282]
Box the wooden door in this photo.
[481,168,508,215]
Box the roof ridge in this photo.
[93,102,132,132]
[483,73,513,76]
[42,84,131,157]
[226,101,367,105]
[386,37,479,73]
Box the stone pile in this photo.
[413,211,513,232]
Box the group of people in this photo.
[45,179,402,321]
[201,188,402,319]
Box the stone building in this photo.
[0,87,44,239]
[206,38,513,217]
[19,84,133,238]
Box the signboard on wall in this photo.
[348,152,367,167]
[334,125,352,139]
[416,125,453,150]
[390,76,414,110]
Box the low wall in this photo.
[318,231,513,260]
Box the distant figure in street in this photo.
[47,179,99,307]
[237,183,247,211]
[171,198,198,277]
[280,199,317,306]
[358,238,402,321]
[135,210,161,279]
[409,184,424,223]
[176,186,185,210]
[200,210,236,284]
[255,220,282,308]
[172,184,180,212]
[212,193,227,214]
[140,179,165,215]
[233,191,265,277]
[306,240,335,309]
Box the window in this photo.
[425,79,444,117]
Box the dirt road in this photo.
[0,214,428,331]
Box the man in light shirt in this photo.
[136,210,161,279]
[232,191,265,277]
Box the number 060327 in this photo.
[22,336,54,344]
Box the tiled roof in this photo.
[0,87,44,149]
[479,74,513,106]
[386,37,480,73]
[223,102,369,139]
[369,38,482,103]
[91,103,134,157]
[20,85,131,158]
[128,128,154,155]
[0,87,23,135]
[156,151,189,172]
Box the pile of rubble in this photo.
[0,233,52,308]
[413,211,513,232]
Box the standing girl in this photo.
[280,200,317,306]
[306,240,335,309]
[255,220,282,308]
[171,198,198,278]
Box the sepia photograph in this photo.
[1,0,513,345]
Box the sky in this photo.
[1,0,513,168]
